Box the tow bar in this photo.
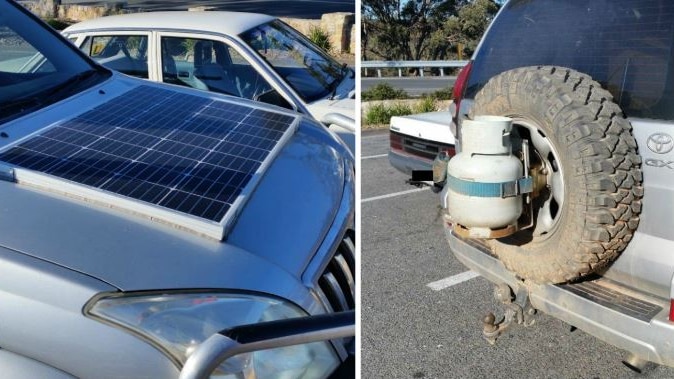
[482,283,537,345]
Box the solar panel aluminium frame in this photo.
[1,93,300,241]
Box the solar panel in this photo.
[0,85,297,239]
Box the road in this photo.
[361,77,456,97]
[360,129,674,379]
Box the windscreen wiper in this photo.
[0,68,107,124]
[0,96,42,123]
[44,69,104,99]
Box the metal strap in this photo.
[446,175,533,198]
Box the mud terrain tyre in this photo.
[469,66,643,284]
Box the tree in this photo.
[439,0,500,58]
[362,0,500,62]
[362,0,459,61]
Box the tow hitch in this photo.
[482,283,537,345]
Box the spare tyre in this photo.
[468,66,643,283]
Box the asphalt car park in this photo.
[360,129,674,379]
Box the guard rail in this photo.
[361,60,468,77]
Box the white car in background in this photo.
[388,107,455,176]
[63,11,356,152]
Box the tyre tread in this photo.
[469,66,643,283]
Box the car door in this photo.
[155,32,297,111]
[70,32,153,80]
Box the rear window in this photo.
[467,0,674,120]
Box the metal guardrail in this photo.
[361,60,468,78]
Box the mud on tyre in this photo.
[468,66,643,284]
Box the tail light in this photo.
[451,61,473,119]
[669,299,674,321]
[390,132,403,150]
[442,146,456,156]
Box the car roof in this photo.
[64,11,276,35]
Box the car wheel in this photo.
[469,66,643,283]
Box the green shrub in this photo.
[413,97,438,113]
[308,26,332,53]
[45,19,71,31]
[364,103,413,125]
[364,104,388,125]
[362,83,408,101]
[389,102,413,117]
[427,86,454,100]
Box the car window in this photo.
[467,0,674,120]
[160,36,274,101]
[0,2,108,123]
[240,20,345,103]
[80,35,149,78]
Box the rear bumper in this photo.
[446,226,674,366]
[388,130,455,176]
[388,149,433,176]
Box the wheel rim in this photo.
[513,118,565,237]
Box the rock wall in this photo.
[282,12,354,54]
[320,12,354,54]
[59,4,127,20]
[19,1,126,20]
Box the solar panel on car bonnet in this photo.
[0,85,297,240]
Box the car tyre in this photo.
[469,66,643,283]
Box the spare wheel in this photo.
[468,66,643,284]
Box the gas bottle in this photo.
[446,116,523,235]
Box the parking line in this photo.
[362,154,388,160]
[361,188,428,203]
[427,271,480,291]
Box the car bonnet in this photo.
[0,76,349,297]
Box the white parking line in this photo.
[361,187,428,203]
[362,154,388,160]
[427,271,480,291]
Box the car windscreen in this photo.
[240,20,346,103]
[466,0,674,121]
[0,1,110,123]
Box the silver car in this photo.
[0,1,354,377]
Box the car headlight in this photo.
[86,292,340,378]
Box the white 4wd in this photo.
[440,0,674,372]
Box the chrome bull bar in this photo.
[179,310,355,379]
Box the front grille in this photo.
[391,131,455,160]
[319,230,355,313]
